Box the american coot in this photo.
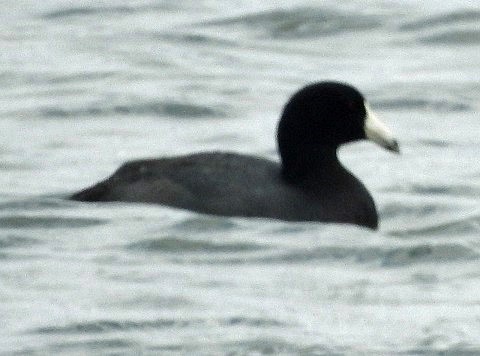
[71,81,399,229]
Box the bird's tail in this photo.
[70,181,109,202]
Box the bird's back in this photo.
[71,152,377,228]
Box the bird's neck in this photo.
[281,145,341,183]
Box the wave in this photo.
[407,345,480,355]
[380,243,477,266]
[374,97,470,112]
[416,139,452,148]
[42,6,134,19]
[41,3,177,20]
[32,318,194,334]
[0,198,74,212]
[159,33,238,47]
[399,10,480,31]
[113,295,193,309]
[0,235,41,248]
[126,236,264,253]
[28,338,139,355]
[419,29,480,45]
[217,338,340,355]
[0,215,105,229]
[167,216,238,233]
[31,316,286,335]
[201,7,382,39]
[188,241,478,267]
[36,100,227,119]
[398,9,480,46]
[309,243,475,266]
[383,183,480,197]
[390,213,480,238]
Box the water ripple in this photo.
[33,319,194,335]
[406,345,480,356]
[193,242,478,266]
[218,339,342,355]
[0,215,105,229]
[37,100,226,119]
[374,98,470,112]
[398,9,480,46]
[0,235,41,248]
[390,213,480,238]
[202,7,382,39]
[41,3,178,20]
[42,6,135,19]
[126,236,264,253]
[167,216,238,233]
[31,316,286,335]
[383,183,480,197]
[160,33,238,47]
[419,29,480,45]
[0,198,73,212]
[416,139,452,148]
[381,243,477,266]
[380,202,449,220]
[399,10,480,31]
[29,338,139,355]
[222,316,284,327]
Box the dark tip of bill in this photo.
[388,139,400,154]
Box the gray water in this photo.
[1,0,480,354]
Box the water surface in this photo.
[1,0,480,354]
